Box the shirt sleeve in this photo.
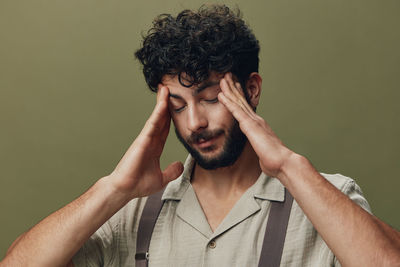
[321,172,372,214]
[342,178,372,214]
[71,197,146,267]
[324,173,373,266]
[72,219,119,267]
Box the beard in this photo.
[175,118,248,170]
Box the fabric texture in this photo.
[72,155,371,267]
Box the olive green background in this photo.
[1,0,399,258]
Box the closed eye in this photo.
[204,97,219,103]
[173,106,186,113]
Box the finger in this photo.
[225,74,253,113]
[156,85,169,107]
[162,161,184,185]
[142,86,170,136]
[220,78,255,120]
[226,73,242,96]
[234,82,255,114]
[220,80,246,116]
[225,73,246,99]
[221,75,246,106]
[218,91,250,123]
[222,74,256,116]
[220,77,238,103]
[154,86,171,129]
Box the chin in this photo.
[195,155,240,170]
[191,147,243,170]
[175,119,248,170]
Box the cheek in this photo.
[206,103,234,127]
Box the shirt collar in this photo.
[162,154,285,202]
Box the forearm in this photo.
[217,73,400,265]
[1,176,131,267]
[278,153,400,267]
[0,86,180,266]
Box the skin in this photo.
[163,72,263,230]
[1,72,400,267]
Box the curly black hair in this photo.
[134,4,260,92]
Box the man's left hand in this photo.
[218,72,294,178]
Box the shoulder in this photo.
[72,197,148,266]
[282,173,371,265]
[108,196,149,235]
[319,172,372,213]
[112,197,148,221]
[319,172,355,191]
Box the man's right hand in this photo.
[0,85,183,267]
[108,85,183,199]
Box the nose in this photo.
[187,104,208,132]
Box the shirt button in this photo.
[209,240,216,249]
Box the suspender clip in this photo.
[135,251,149,261]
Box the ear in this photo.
[245,72,262,109]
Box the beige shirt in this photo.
[73,155,371,267]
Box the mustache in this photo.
[187,129,224,144]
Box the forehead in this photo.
[161,72,224,96]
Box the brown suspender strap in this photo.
[135,189,165,267]
[135,187,293,267]
[258,188,294,267]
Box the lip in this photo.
[195,133,222,149]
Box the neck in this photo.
[191,142,262,199]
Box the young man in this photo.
[2,5,400,267]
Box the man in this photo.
[1,4,399,267]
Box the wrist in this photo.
[276,152,311,186]
[96,175,135,207]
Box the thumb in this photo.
[162,161,184,185]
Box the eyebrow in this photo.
[194,81,220,95]
[168,81,220,99]
[169,93,183,100]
